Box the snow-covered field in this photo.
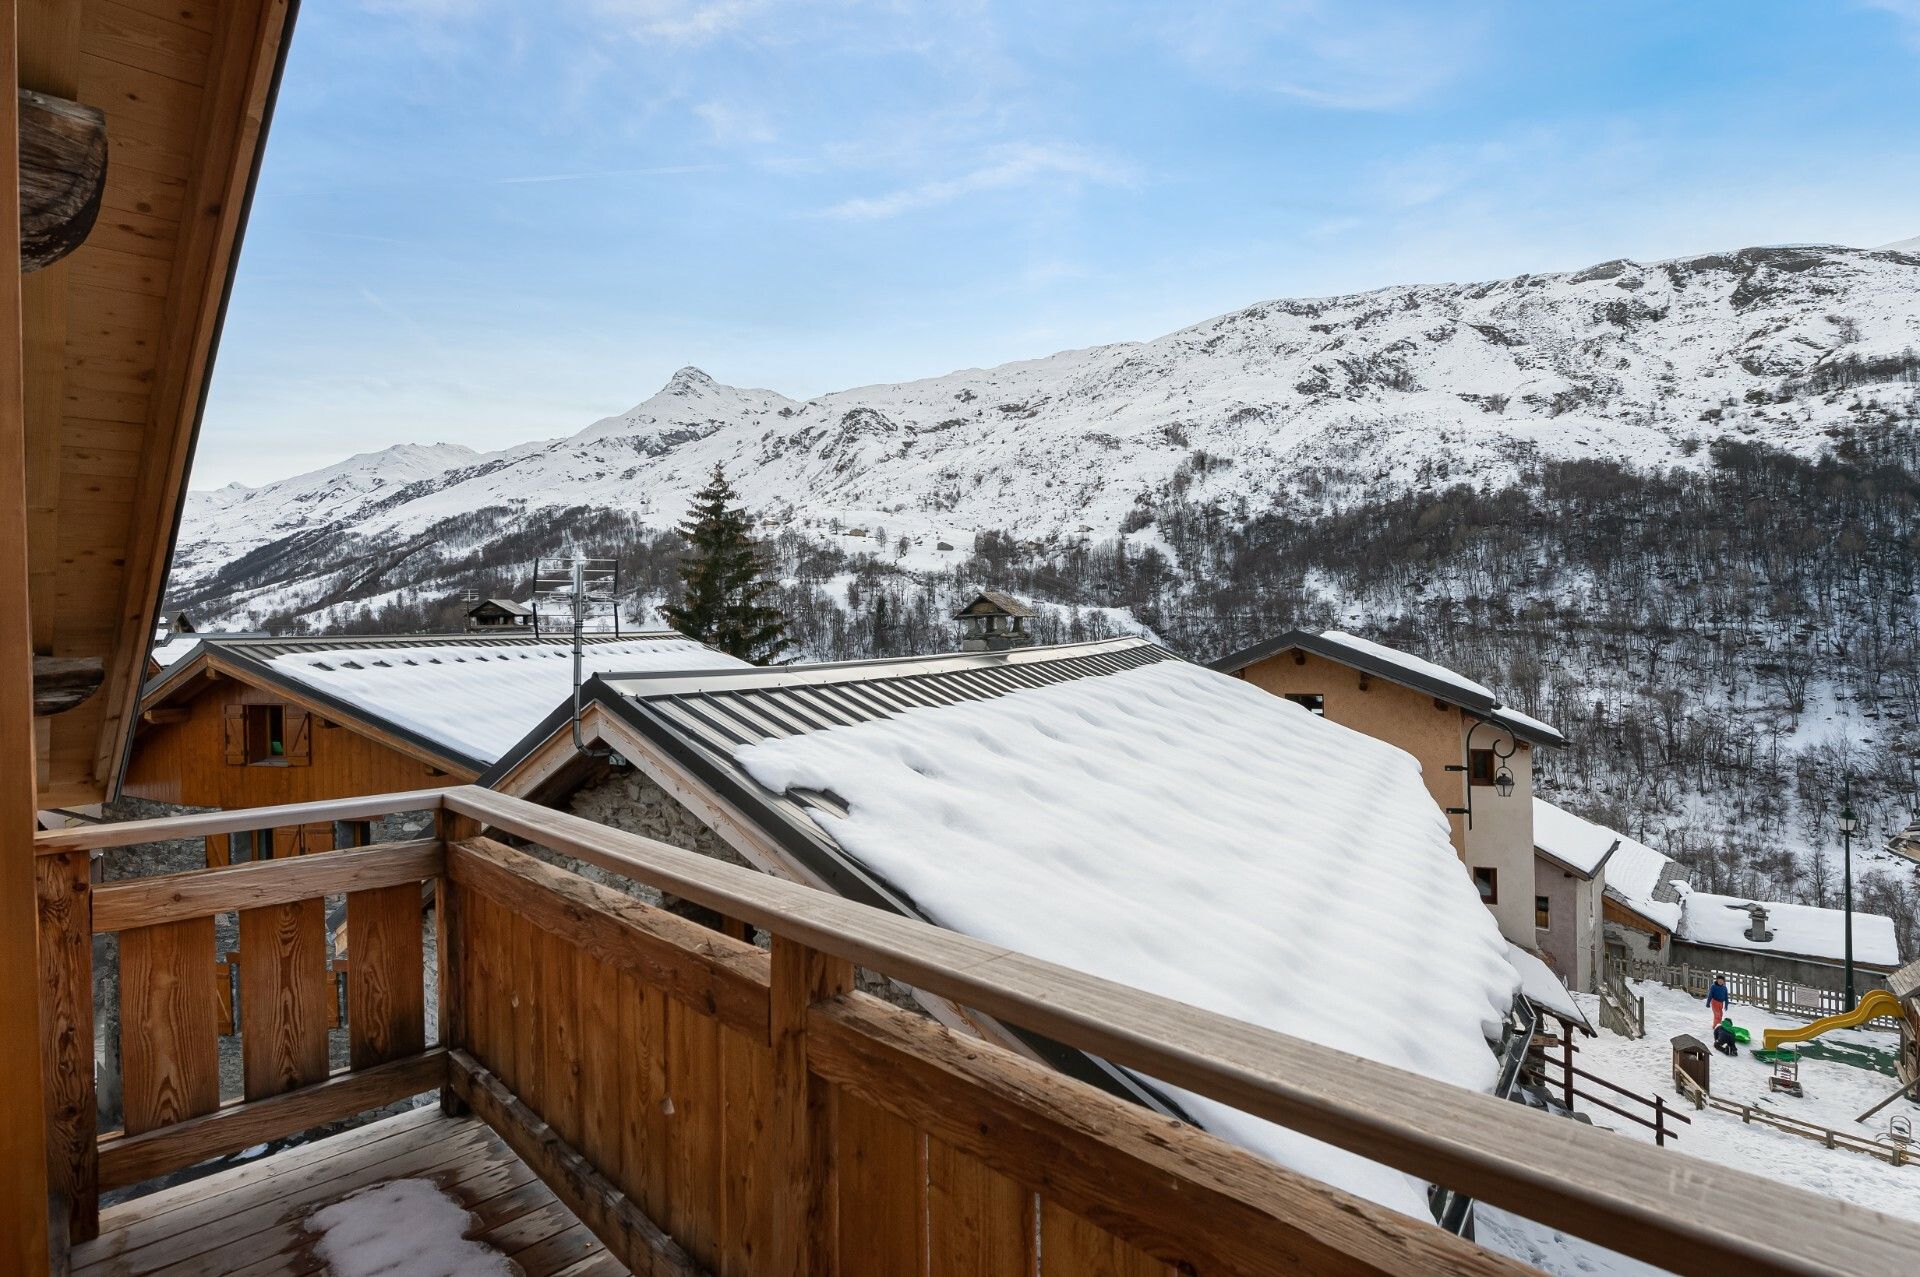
[1482,979,1917,1274]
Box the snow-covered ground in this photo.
[1482,979,1917,1274]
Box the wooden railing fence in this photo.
[1598,967,1645,1039]
[32,787,1920,1277]
[1527,1033,1685,1146]
[1606,957,1900,1029]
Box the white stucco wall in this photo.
[1464,735,1536,948]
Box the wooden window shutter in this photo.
[285,708,312,766]
[223,704,247,764]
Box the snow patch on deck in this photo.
[306,1178,514,1277]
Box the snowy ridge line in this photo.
[171,241,1920,629]
[443,785,1920,1276]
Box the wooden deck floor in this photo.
[72,1107,627,1277]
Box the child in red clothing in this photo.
[1707,976,1729,1028]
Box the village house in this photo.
[2,4,1911,1272]
[121,632,745,855]
[1209,630,1565,955]
[1530,799,1616,991]
[465,597,534,631]
[483,631,1555,1223]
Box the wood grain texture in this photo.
[97,1049,447,1192]
[35,786,451,854]
[120,915,220,1136]
[811,992,1529,1277]
[238,897,329,1100]
[30,651,104,713]
[927,1137,1033,1277]
[449,836,770,1042]
[17,87,107,272]
[347,881,425,1069]
[37,848,97,1243]
[769,938,851,1277]
[833,1086,926,1276]
[448,784,1920,1277]
[449,1049,703,1277]
[93,837,441,931]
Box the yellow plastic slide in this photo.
[1761,989,1903,1051]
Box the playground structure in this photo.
[1762,989,1906,1052]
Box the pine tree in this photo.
[663,465,791,665]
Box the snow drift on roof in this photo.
[1316,630,1495,701]
[266,638,747,766]
[734,660,1518,1217]
[1506,943,1589,1031]
[1532,799,1619,877]
[1679,893,1901,968]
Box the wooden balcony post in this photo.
[38,850,96,1245]
[770,936,851,1277]
[435,807,480,1116]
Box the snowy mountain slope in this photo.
[172,242,1920,622]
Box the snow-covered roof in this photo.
[733,656,1520,1216]
[1532,799,1619,878]
[1507,943,1590,1031]
[1207,628,1565,746]
[1678,893,1902,969]
[1599,832,1685,933]
[1318,630,1495,701]
[144,633,747,773]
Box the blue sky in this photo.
[196,0,1920,487]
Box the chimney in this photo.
[1743,903,1772,944]
[954,590,1036,653]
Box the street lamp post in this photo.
[1840,774,1859,1012]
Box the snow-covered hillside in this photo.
[171,241,1920,622]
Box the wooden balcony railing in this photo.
[34,786,1920,1276]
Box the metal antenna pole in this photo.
[571,550,588,753]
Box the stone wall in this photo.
[560,766,925,1015]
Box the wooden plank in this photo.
[811,991,1526,1276]
[97,1050,448,1191]
[928,1137,1033,1277]
[93,1105,445,1236]
[718,1022,775,1276]
[1040,1203,1172,1277]
[0,5,54,1262]
[450,836,770,1042]
[542,925,584,1149]
[87,0,295,795]
[449,1049,703,1277]
[769,938,851,1277]
[347,881,426,1070]
[92,837,441,931]
[833,1086,925,1275]
[621,967,673,1240]
[665,994,721,1268]
[120,916,220,1136]
[35,786,451,853]
[575,947,624,1210]
[38,848,97,1243]
[449,784,1920,1277]
[238,897,330,1100]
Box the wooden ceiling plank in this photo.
[100,160,190,221]
[63,382,150,424]
[92,0,295,790]
[69,244,174,297]
[81,203,182,261]
[78,49,204,138]
[85,0,217,89]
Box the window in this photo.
[1284,693,1325,716]
[1468,748,1498,786]
[333,819,373,849]
[1535,895,1551,929]
[1472,866,1498,904]
[246,704,285,764]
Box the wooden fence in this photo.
[1607,957,1901,1030]
[1598,968,1645,1039]
[32,787,1920,1276]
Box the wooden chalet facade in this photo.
[4,3,1917,1274]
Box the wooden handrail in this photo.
[444,784,1919,1277]
[33,787,455,854]
[90,838,443,932]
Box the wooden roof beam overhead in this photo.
[18,86,106,272]
[87,0,295,800]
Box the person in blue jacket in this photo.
[1707,976,1729,1028]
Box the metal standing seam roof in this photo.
[1208,629,1566,748]
[484,636,1197,1116]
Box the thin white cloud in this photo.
[1166,0,1490,111]
[822,143,1130,220]
[695,100,777,146]
[491,165,721,184]
[1861,0,1920,48]
[584,0,771,44]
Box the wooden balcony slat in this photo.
[91,837,441,932]
[447,836,770,1042]
[238,895,330,1100]
[346,881,426,1069]
[445,784,1920,1277]
[119,915,221,1137]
